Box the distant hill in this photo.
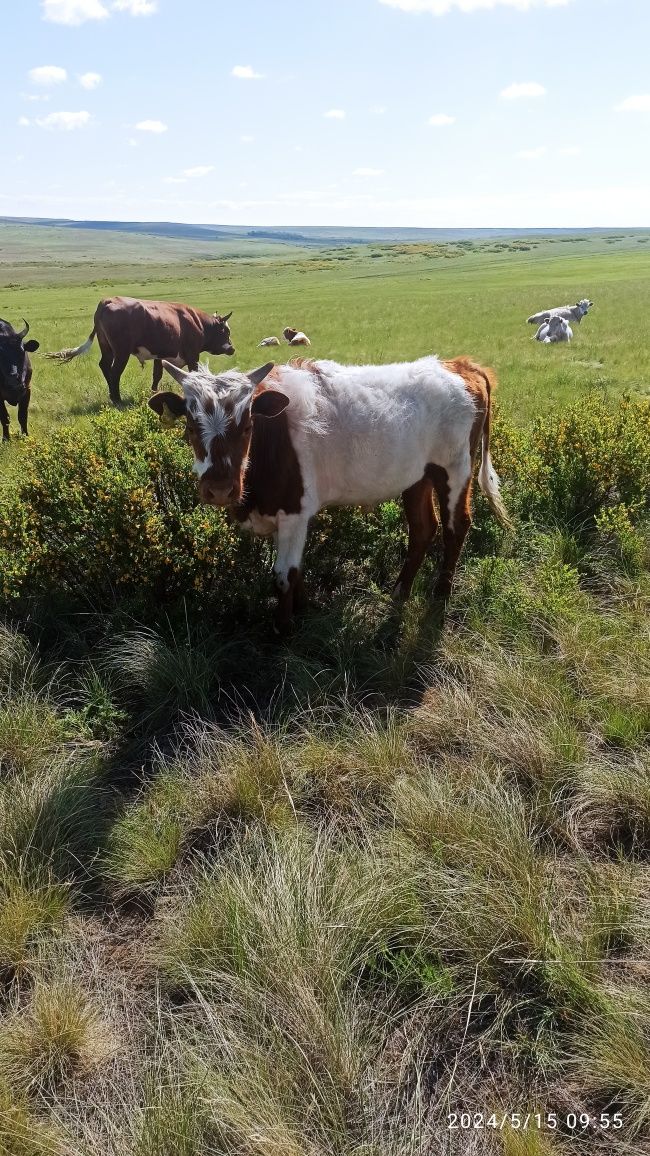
[1,215,646,248]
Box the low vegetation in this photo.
[0,389,648,1153]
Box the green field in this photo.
[0,224,649,1156]
[1,222,650,441]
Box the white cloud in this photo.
[18,116,31,127]
[231,65,263,80]
[183,165,215,178]
[42,0,109,24]
[559,146,581,156]
[370,104,387,114]
[79,72,102,89]
[28,65,67,86]
[501,81,546,100]
[518,146,546,159]
[241,134,255,143]
[22,93,52,103]
[113,0,157,11]
[429,112,455,126]
[379,0,571,13]
[135,119,168,133]
[615,94,650,112]
[35,110,91,130]
[353,167,385,177]
[163,177,187,185]
[324,108,346,119]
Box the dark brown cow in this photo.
[0,319,39,441]
[46,297,235,405]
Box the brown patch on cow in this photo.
[443,355,494,465]
[425,463,472,599]
[283,327,299,342]
[234,401,304,521]
[393,477,439,600]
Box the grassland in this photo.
[0,223,649,1155]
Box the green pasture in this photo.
[1,223,649,444]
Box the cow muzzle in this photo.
[223,344,235,356]
[199,478,241,507]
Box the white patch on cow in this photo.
[192,456,212,479]
[136,348,185,368]
[282,356,477,511]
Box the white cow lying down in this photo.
[527,298,593,326]
[534,315,573,343]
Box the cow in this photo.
[527,299,593,327]
[149,354,512,632]
[283,327,311,346]
[45,297,235,405]
[258,336,281,347]
[0,319,39,442]
[534,315,573,343]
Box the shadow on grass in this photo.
[68,396,138,418]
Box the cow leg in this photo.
[427,460,473,600]
[108,353,129,406]
[273,512,311,633]
[393,477,439,601]
[17,388,30,437]
[96,333,115,398]
[151,359,163,392]
[0,399,9,441]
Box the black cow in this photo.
[0,319,39,441]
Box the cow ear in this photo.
[162,361,188,388]
[251,389,290,419]
[23,340,39,353]
[247,362,275,389]
[149,391,187,426]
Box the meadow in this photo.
[0,221,649,1155]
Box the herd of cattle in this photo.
[0,291,592,626]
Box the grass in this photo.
[0,227,649,1153]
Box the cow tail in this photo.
[45,327,96,363]
[477,368,513,530]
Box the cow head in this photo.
[0,320,39,405]
[577,299,593,316]
[283,327,299,343]
[149,361,289,507]
[208,310,235,357]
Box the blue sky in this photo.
[3,0,650,227]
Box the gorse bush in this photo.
[0,394,648,620]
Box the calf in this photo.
[527,298,593,326]
[534,315,573,343]
[46,297,235,405]
[0,319,39,441]
[258,336,281,347]
[283,327,311,346]
[150,355,512,631]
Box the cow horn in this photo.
[222,311,233,323]
[16,319,29,340]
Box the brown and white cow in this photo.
[46,297,235,405]
[150,355,512,631]
[283,327,311,346]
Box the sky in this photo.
[2,0,650,228]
